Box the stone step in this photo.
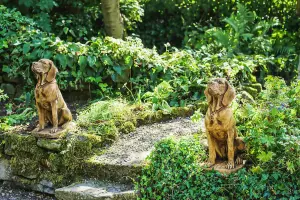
[55,181,135,200]
[82,118,204,183]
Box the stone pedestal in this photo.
[200,159,246,174]
[31,122,76,139]
[31,128,65,139]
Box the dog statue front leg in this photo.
[36,103,45,131]
[206,132,216,167]
[50,100,58,133]
[226,129,235,169]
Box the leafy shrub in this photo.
[1,5,297,108]
[136,136,299,199]
[142,81,173,112]
[238,76,300,173]
[1,5,273,105]
[136,136,208,199]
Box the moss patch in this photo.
[37,138,63,152]
[119,121,136,134]
[2,132,103,188]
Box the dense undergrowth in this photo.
[1,4,297,101]
[2,0,299,52]
[136,77,300,199]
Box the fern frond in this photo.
[213,30,231,47]
[223,17,239,33]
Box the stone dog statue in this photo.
[204,78,245,169]
[32,59,72,133]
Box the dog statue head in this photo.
[32,59,58,84]
[204,78,235,106]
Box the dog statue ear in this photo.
[204,88,212,104]
[222,81,235,106]
[46,61,58,82]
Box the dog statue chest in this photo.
[206,116,228,140]
[35,87,51,110]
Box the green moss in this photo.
[47,153,63,173]
[136,111,155,125]
[4,133,47,179]
[37,139,63,152]
[240,91,255,103]
[170,107,194,118]
[4,133,40,155]
[86,120,119,145]
[136,107,195,125]
[10,156,41,179]
[119,121,136,134]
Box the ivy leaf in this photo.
[23,43,30,54]
[101,55,113,66]
[63,27,69,34]
[113,66,123,75]
[257,151,274,162]
[69,30,76,37]
[88,56,96,67]
[43,51,52,59]
[78,56,87,69]
[2,65,11,73]
[55,54,67,69]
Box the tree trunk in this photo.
[297,0,300,16]
[101,0,124,39]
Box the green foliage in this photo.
[0,91,36,131]
[140,0,298,51]
[142,81,173,112]
[238,76,300,173]
[136,136,208,199]
[0,89,8,102]
[1,108,36,126]
[1,5,270,104]
[136,135,299,199]
[184,3,297,81]
[1,0,144,41]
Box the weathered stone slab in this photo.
[8,176,55,194]
[0,158,12,181]
[87,118,204,183]
[55,181,135,200]
[37,138,63,152]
